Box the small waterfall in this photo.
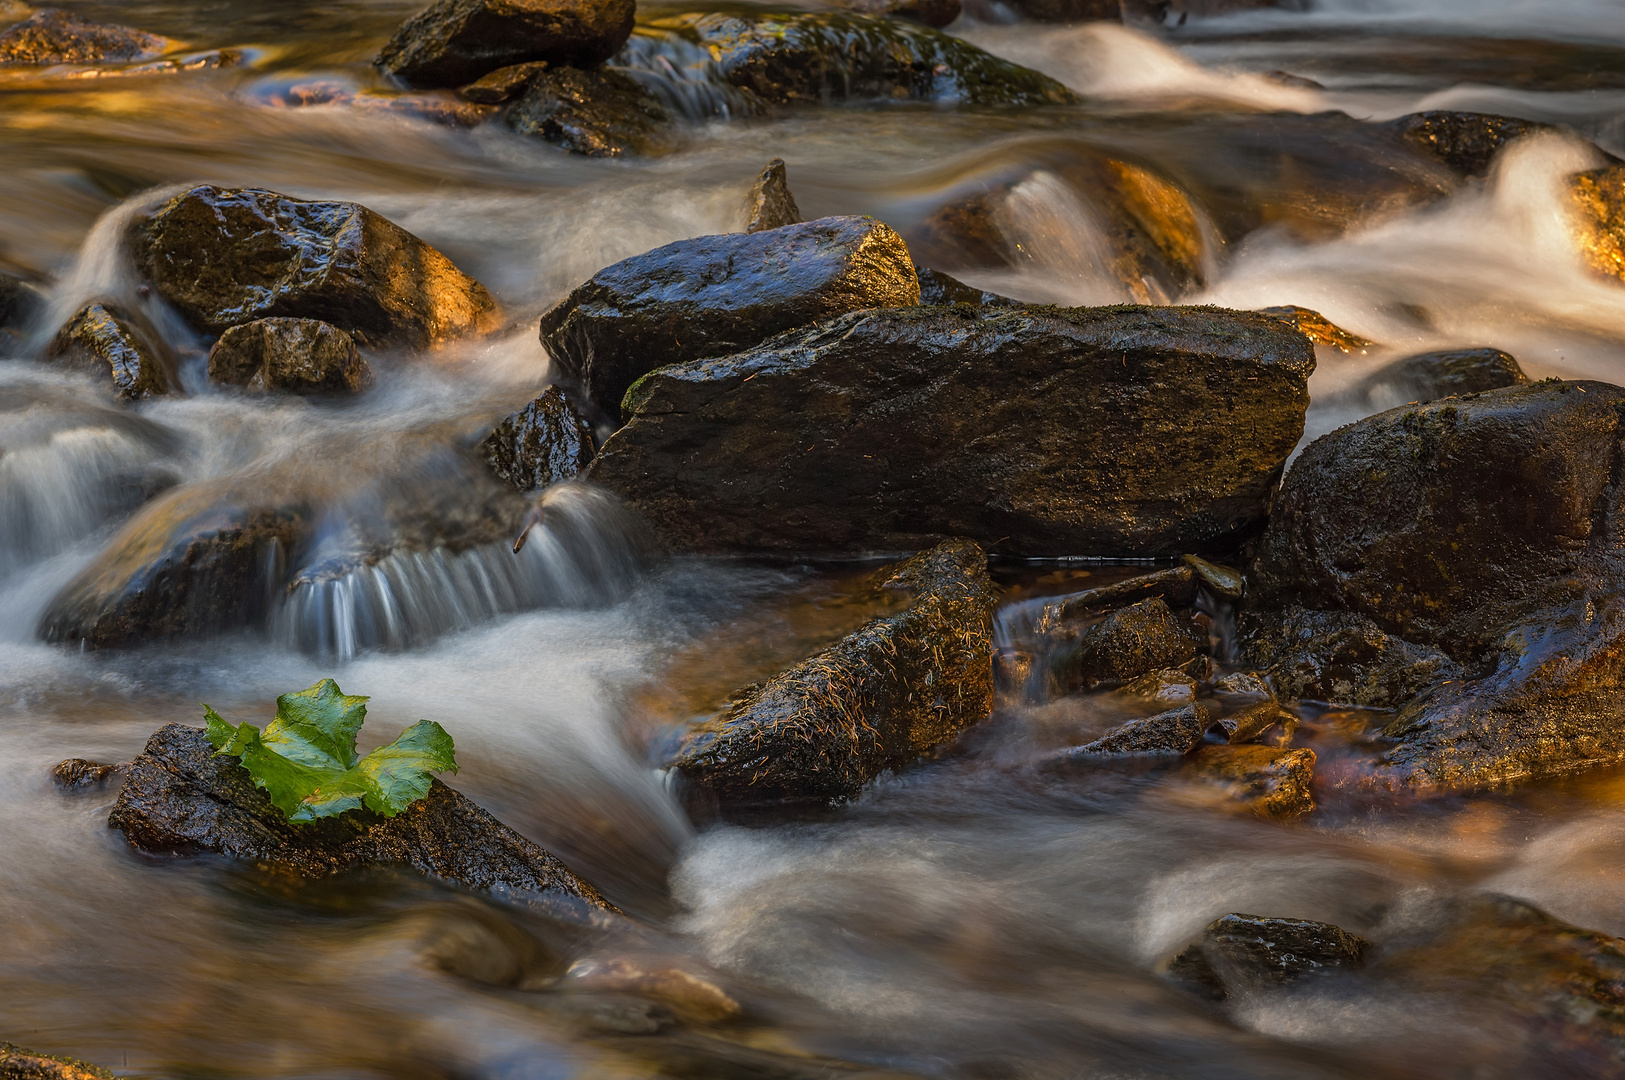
[272,484,657,662]
[0,379,179,578]
[994,170,1144,305]
[615,26,763,122]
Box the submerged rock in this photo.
[669,538,995,808]
[1246,380,1625,788]
[506,64,672,157]
[127,185,499,350]
[0,272,44,343]
[829,0,963,27]
[109,723,613,911]
[1568,164,1625,286]
[965,0,1120,21]
[1187,744,1316,817]
[1385,110,1549,178]
[51,758,124,791]
[1119,667,1198,707]
[540,215,919,418]
[0,8,169,66]
[1061,702,1210,757]
[37,481,309,649]
[745,158,802,233]
[207,317,372,395]
[479,384,595,491]
[46,301,176,400]
[0,1042,114,1080]
[667,11,1078,107]
[1212,700,1294,744]
[1058,597,1201,691]
[376,0,636,89]
[1168,914,1369,1000]
[1351,346,1528,406]
[589,304,1314,557]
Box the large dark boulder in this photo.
[0,8,169,66]
[109,723,613,911]
[127,186,500,350]
[539,216,919,419]
[1246,380,1625,789]
[669,538,995,808]
[589,304,1314,557]
[1384,110,1549,178]
[506,64,672,157]
[672,11,1078,107]
[376,0,636,89]
[46,301,176,400]
[207,317,372,395]
[479,384,595,491]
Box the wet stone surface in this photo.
[376,0,636,89]
[479,385,596,492]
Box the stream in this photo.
[6,2,1625,1078]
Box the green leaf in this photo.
[204,679,458,824]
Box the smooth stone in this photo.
[108,723,614,912]
[668,539,995,808]
[1059,597,1201,691]
[506,64,672,158]
[207,317,372,395]
[540,215,919,419]
[376,0,635,89]
[1118,667,1198,707]
[1061,702,1211,757]
[46,301,176,400]
[1350,346,1528,407]
[589,305,1314,556]
[127,185,499,350]
[914,266,1019,307]
[457,59,548,104]
[1213,700,1294,744]
[744,158,802,233]
[1183,553,1244,599]
[479,384,595,491]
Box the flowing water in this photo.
[7,2,1625,1077]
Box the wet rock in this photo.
[1386,110,1549,179]
[1254,304,1372,352]
[376,0,636,89]
[590,304,1313,556]
[906,159,1209,301]
[0,272,44,339]
[479,385,595,491]
[207,318,372,395]
[0,8,168,66]
[1240,607,1464,708]
[108,723,614,911]
[127,185,499,350]
[1119,668,1198,707]
[51,758,124,791]
[563,959,741,1024]
[914,266,1018,307]
[506,64,672,157]
[1211,670,1273,704]
[1568,164,1625,286]
[541,215,919,418]
[1063,702,1210,757]
[0,1042,114,1080]
[1212,700,1293,744]
[668,538,995,808]
[1247,380,1625,788]
[1183,553,1243,599]
[1187,744,1315,817]
[1353,346,1529,406]
[829,0,962,27]
[1168,914,1368,1001]
[37,482,309,649]
[1059,597,1200,691]
[1122,0,1309,21]
[457,60,548,104]
[745,158,802,234]
[46,301,176,400]
[1042,566,1198,629]
[677,11,1078,107]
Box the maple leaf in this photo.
[204,678,458,824]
